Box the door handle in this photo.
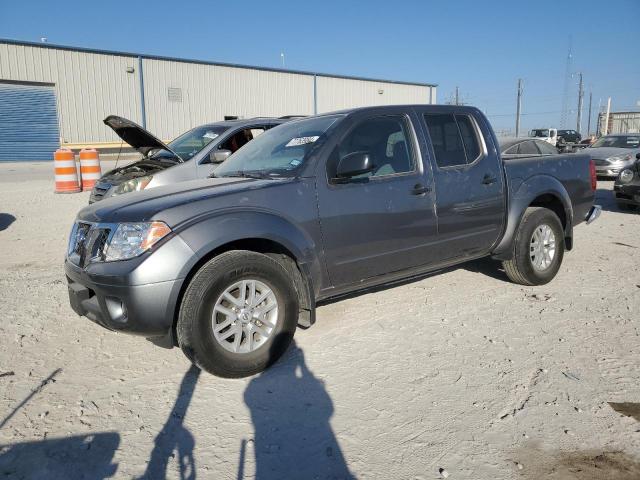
[482,174,497,185]
[411,183,431,195]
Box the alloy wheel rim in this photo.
[529,224,556,271]
[211,279,279,354]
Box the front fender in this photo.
[174,208,323,296]
[492,174,573,259]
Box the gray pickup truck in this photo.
[65,105,601,377]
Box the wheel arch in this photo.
[492,174,574,260]
[169,212,320,345]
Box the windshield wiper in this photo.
[216,170,281,179]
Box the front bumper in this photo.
[64,233,197,341]
[595,166,622,178]
[65,261,179,338]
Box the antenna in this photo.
[559,37,573,128]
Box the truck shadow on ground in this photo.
[0,369,121,479]
[0,213,16,232]
[515,446,640,479]
[242,337,355,479]
[0,432,120,479]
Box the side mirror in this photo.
[336,151,375,179]
[207,149,232,164]
[636,152,640,160]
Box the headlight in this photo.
[619,169,635,184]
[608,154,632,163]
[111,176,153,196]
[104,221,172,261]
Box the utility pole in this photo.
[455,86,459,106]
[560,37,573,128]
[576,73,584,134]
[604,97,611,135]
[515,78,523,137]
[586,91,593,136]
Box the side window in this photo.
[330,115,415,179]
[535,140,558,155]
[219,127,265,153]
[423,113,481,168]
[456,115,481,161]
[517,140,539,156]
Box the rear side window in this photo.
[517,140,539,156]
[535,140,558,155]
[423,114,482,168]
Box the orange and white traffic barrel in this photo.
[54,148,81,193]
[79,148,102,191]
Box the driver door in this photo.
[315,111,438,287]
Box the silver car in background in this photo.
[90,116,291,202]
[587,134,640,178]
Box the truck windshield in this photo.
[151,125,230,160]
[591,135,640,149]
[214,115,342,178]
[531,129,549,137]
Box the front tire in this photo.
[177,250,299,378]
[502,207,565,286]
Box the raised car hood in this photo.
[103,115,182,160]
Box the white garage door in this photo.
[0,82,60,161]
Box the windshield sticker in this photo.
[203,132,219,140]
[289,159,302,167]
[285,136,319,147]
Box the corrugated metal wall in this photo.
[0,43,141,144]
[0,41,436,151]
[142,58,315,141]
[316,76,433,113]
[598,112,640,134]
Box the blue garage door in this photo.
[0,82,60,161]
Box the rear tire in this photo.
[502,207,565,286]
[177,250,299,378]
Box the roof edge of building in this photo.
[0,38,438,88]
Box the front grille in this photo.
[593,159,609,166]
[89,182,111,203]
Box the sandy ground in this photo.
[0,161,639,480]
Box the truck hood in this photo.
[103,115,183,161]
[77,176,293,225]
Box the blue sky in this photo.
[1,0,639,133]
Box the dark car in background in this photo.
[614,152,640,210]
[499,137,559,159]
[557,129,581,144]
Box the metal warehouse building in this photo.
[0,39,436,161]
[598,111,640,135]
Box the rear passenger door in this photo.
[418,109,506,260]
